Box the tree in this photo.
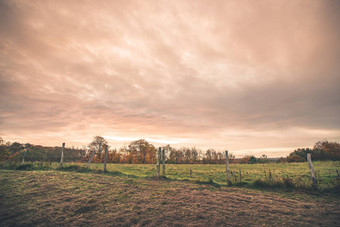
[240,155,257,164]
[169,147,185,164]
[287,154,305,162]
[191,148,199,164]
[128,139,156,164]
[204,149,214,164]
[284,140,340,162]
[89,136,108,158]
[249,155,257,164]
[228,152,236,163]
[313,140,340,160]
[167,145,178,164]
[9,142,24,155]
[184,148,192,164]
[87,136,108,167]
[0,138,11,162]
[258,154,269,163]
[217,152,224,164]
[107,148,121,163]
[212,150,218,164]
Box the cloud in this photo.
[0,0,339,156]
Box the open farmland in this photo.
[1,162,340,226]
[96,162,340,190]
[2,161,339,190]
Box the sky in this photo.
[0,0,339,157]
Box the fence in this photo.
[1,142,338,190]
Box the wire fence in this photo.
[2,143,230,165]
[1,142,340,190]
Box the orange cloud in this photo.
[0,0,339,157]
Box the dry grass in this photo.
[1,169,340,226]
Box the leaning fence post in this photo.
[104,145,108,172]
[60,142,65,166]
[162,148,165,176]
[307,153,317,189]
[157,147,161,178]
[86,150,96,169]
[226,150,231,185]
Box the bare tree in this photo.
[86,136,108,168]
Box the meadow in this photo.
[1,162,340,226]
[1,161,339,190]
[95,162,340,190]
[1,161,340,226]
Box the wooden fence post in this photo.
[162,148,165,176]
[157,147,161,178]
[104,145,108,172]
[239,168,242,183]
[86,150,96,169]
[226,150,231,185]
[60,142,65,167]
[22,146,28,164]
[307,153,317,189]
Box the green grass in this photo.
[1,161,339,191]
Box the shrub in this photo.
[57,165,88,172]
[287,154,305,163]
[15,164,34,170]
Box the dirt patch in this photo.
[0,170,339,226]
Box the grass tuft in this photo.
[253,177,296,190]
[195,179,220,188]
[57,165,89,172]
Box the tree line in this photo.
[0,138,85,163]
[0,136,234,164]
[81,137,235,164]
[1,137,339,164]
[279,140,340,163]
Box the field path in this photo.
[0,170,339,226]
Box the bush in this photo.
[15,164,34,170]
[57,165,89,172]
[253,177,295,189]
[287,154,305,163]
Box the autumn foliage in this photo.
[2,136,339,164]
[282,141,340,162]
[0,137,230,164]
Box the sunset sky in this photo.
[0,0,339,157]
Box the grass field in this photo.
[2,161,339,190]
[97,162,340,190]
[1,167,340,226]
